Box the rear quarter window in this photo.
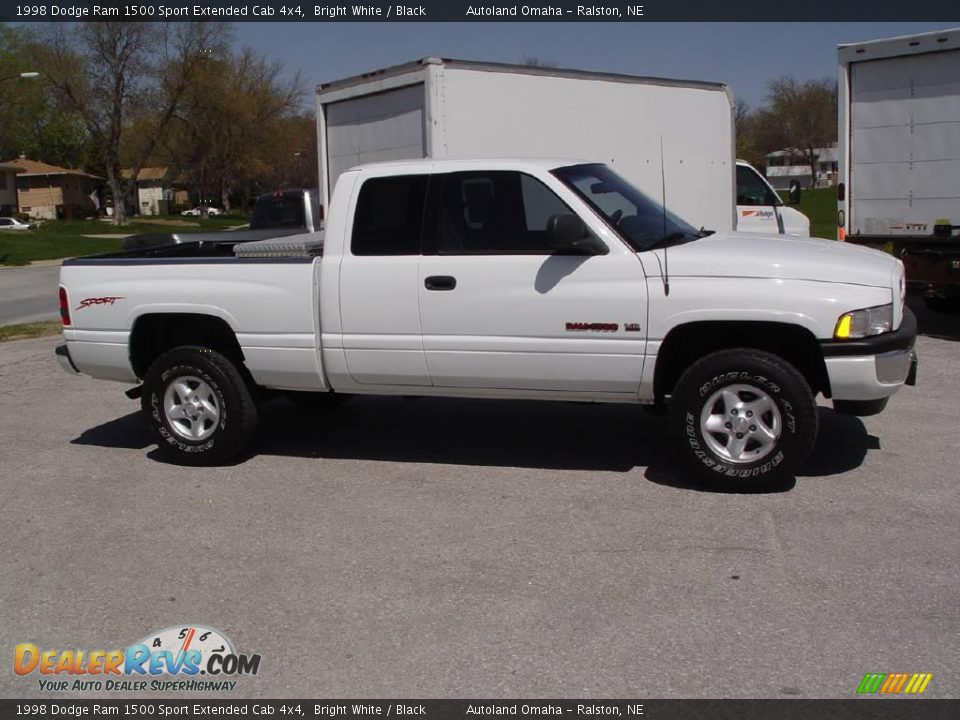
[351,175,429,256]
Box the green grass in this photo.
[0,228,124,266]
[0,320,61,342]
[0,215,250,266]
[778,187,837,240]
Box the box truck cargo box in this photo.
[838,28,960,311]
[317,57,806,236]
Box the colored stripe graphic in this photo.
[857,673,885,693]
[880,673,907,693]
[857,672,932,694]
[906,674,933,694]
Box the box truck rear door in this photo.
[325,84,427,198]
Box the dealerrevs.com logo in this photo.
[14,625,261,692]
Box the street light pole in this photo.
[0,71,40,84]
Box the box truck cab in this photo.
[736,160,811,236]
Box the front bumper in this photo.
[820,308,918,408]
[55,343,80,375]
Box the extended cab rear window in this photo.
[351,175,429,256]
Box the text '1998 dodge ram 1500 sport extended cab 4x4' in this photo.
[55,159,918,489]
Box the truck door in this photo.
[417,170,648,394]
[736,162,785,234]
[337,173,431,386]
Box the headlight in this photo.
[834,304,893,339]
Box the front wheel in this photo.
[669,349,818,490]
[142,346,258,466]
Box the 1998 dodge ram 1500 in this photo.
[56,159,918,488]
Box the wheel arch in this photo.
[654,321,830,401]
[130,313,245,380]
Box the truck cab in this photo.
[735,160,810,236]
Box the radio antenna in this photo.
[660,135,671,296]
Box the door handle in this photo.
[424,275,457,291]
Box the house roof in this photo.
[5,158,99,179]
[0,162,25,173]
[122,166,169,182]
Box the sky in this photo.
[234,21,956,110]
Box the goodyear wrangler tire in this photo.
[670,349,817,490]
[142,346,258,466]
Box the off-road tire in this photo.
[142,346,258,466]
[669,349,818,490]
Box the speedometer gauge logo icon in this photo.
[137,625,235,672]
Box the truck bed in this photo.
[60,244,325,391]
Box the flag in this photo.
[89,190,100,210]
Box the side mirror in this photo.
[547,214,608,256]
[788,183,802,205]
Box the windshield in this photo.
[552,163,700,251]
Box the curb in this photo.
[0,259,64,269]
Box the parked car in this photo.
[0,217,37,230]
[57,158,916,489]
[180,207,222,217]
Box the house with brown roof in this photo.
[0,162,24,216]
[6,156,99,220]
[121,166,188,216]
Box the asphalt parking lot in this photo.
[1,297,958,700]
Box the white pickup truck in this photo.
[56,159,917,488]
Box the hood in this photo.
[652,231,899,288]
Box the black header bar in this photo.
[3,0,959,22]
[2,699,960,719]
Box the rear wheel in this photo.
[142,346,258,465]
[670,349,818,490]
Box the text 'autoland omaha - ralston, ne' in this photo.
[465,5,642,17]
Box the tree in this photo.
[32,21,229,224]
[758,76,837,187]
[163,46,305,211]
[0,24,89,168]
[733,97,769,169]
[252,113,317,193]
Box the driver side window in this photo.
[436,171,572,255]
[736,165,779,206]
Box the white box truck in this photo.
[838,28,960,312]
[316,57,809,237]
